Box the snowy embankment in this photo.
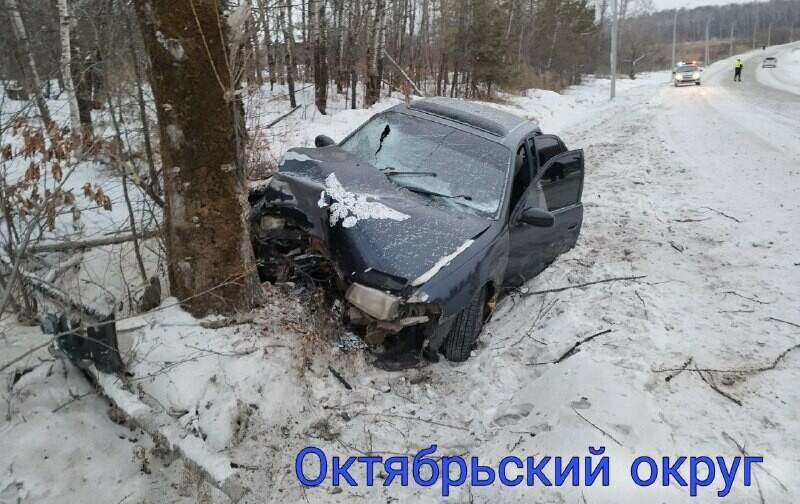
[755,42,800,96]
[3,66,800,503]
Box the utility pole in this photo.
[704,19,712,67]
[729,22,735,57]
[610,0,618,99]
[753,11,758,49]
[767,23,772,46]
[671,8,679,73]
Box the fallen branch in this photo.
[702,207,742,223]
[531,329,613,366]
[199,313,256,329]
[694,364,742,406]
[372,412,469,431]
[669,241,684,253]
[265,106,301,129]
[384,52,426,97]
[26,229,161,254]
[521,276,646,298]
[86,365,247,501]
[328,365,352,390]
[572,408,623,447]
[767,317,800,329]
[664,356,693,382]
[722,431,787,492]
[722,291,772,305]
[0,252,106,321]
[654,343,800,375]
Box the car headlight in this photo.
[345,283,400,321]
[693,72,700,79]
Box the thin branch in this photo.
[25,229,160,254]
[521,276,646,298]
[664,356,693,382]
[572,408,623,447]
[701,207,742,223]
[694,364,742,406]
[531,329,613,366]
[722,431,787,492]
[767,317,800,329]
[265,105,301,128]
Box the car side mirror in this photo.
[519,207,554,227]
[315,135,336,148]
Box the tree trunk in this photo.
[279,0,298,107]
[255,0,276,89]
[57,0,81,132]
[365,0,384,107]
[132,0,261,317]
[312,0,329,114]
[5,0,52,128]
[71,32,94,132]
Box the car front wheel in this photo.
[695,81,701,86]
[443,287,487,362]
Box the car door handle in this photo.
[567,223,578,230]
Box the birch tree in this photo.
[4,0,53,128]
[311,0,329,114]
[57,0,82,132]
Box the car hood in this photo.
[255,147,491,293]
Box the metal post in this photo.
[704,19,711,66]
[729,23,735,57]
[671,8,678,73]
[753,11,758,49]
[610,0,618,99]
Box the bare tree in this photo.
[57,0,82,132]
[278,0,298,108]
[311,0,329,114]
[4,0,53,127]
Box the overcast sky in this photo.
[651,0,768,12]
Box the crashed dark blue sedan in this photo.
[251,97,585,363]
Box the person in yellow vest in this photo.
[734,59,743,82]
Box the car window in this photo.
[539,151,583,211]
[509,144,533,211]
[340,111,511,218]
[677,65,699,72]
[533,136,564,170]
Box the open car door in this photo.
[504,149,584,286]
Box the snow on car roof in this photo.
[408,97,528,138]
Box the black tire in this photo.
[695,81,701,86]
[443,288,486,362]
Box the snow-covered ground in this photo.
[2,42,800,503]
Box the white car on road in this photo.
[673,64,702,86]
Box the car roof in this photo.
[386,97,540,148]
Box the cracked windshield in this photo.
[340,111,510,218]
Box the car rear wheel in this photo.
[442,287,487,362]
[695,81,701,86]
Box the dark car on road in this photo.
[250,97,585,362]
